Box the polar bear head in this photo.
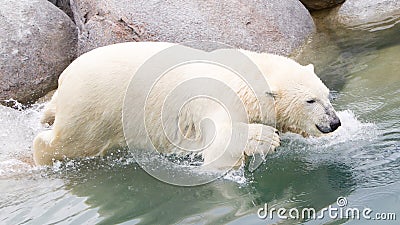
[258,55,341,137]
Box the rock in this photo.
[70,0,315,55]
[299,0,345,11]
[321,0,400,28]
[0,0,77,105]
[48,0,74,22]
[338,0,400,26]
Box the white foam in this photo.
[282,110,378,150]
[223,166,248,184]
[0,102,45,176]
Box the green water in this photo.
[1,17,399,224]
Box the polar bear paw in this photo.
[244,124,280,156]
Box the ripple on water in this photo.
[351,15,400,32]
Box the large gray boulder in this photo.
[322,0,400,28]
[0,0,77,105]
[70,0,315,55]
[48,0,74,22]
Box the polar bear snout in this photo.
[329,116,341,131]
[316,113,341,134]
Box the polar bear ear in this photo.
[306,64,314,72]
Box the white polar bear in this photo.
[33,42,341,168]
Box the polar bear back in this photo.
[53,42,176,156]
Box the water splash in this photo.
[309,110,378,147]
[0,103,45,177]
[277,109,400,188]
[282,110,378,152]
[0,104,391,189]
[223,165,247,184]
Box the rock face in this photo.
[48,0,74,22]
[0,0,77,105]
[319,0,400,28]
[70,0,315,55]
[336,0,400,26]
[300,0,345,10]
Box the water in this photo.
[1,17,399,224]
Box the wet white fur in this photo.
[33,42,335,168]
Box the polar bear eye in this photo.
[306,99,316,104]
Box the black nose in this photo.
[330,118,341,131]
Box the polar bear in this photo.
[33,42,341,168]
